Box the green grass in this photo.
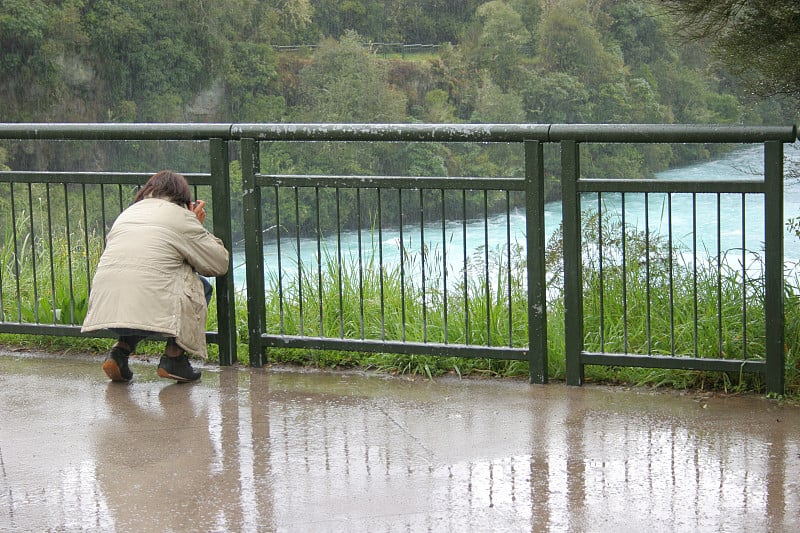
[254,215,800,397]
[2,213,799,399]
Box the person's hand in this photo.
[191,199,206,224]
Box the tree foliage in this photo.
[0,0,795,242]
[469,0,532,91]
[0,0,793,183]
[657,0,800,99]
[294,31,406,123]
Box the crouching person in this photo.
[82,170,230,383]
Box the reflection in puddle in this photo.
[0,358,797,532]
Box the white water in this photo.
[232,142,800,290]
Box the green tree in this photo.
[226,42,284,122]
[384,0,484,44]
[608,1,677,69]
[426,43,473,120]
[469,1,532,91]
[0,0,76,121]
[657,0,800,99]
[311,0,386,40]
[246,0,317,45]
[521,71,594,123]
[508,0,543,41]
[536,1,624,85]
[470,77,525,124]
[294,31,406,122]
[423,89,457,123]
[0,146,9,171]
[82,0,233,120]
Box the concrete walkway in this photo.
[1,350,798,532]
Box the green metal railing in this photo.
[559,134,790,394]
[240,135,548,382]
[0,123,796,393]
[0,126,237,364]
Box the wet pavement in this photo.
[0,351,799,532]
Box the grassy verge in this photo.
[2,218,799,399]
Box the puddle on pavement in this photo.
[1,353,798,531]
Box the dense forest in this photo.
[0,0,797,187]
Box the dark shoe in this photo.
[102,346,133,382]
[157,354,201,383]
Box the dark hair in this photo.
[133,170,192,207]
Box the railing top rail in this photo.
[234,123,798,143]
[548,123,798,143]
[0,123,796,143]
[0,123,233,140]
[231,123,552,142]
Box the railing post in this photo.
[561,140,584,385]
[525,140,548,383]
[764,140,785,395]
[241,138,266,367]
[210,138,237,365]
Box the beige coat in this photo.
[82,198,229,357]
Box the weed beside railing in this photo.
[1,213,97,326]
[578,212,767,359]
[251,222,796,393]
[2,220,797,393]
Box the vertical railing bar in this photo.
[505,190,512,347]
[716,193,723,356]
[764,140,785,395]
[275,185,285,335]
[335,187,344,338]
[99,184,107,245]
[645,193,652,354]
[241,137,265,366]
[0,185,4,321]
[46,184,56,325]
[462,190,469,343]
[621,192,628,353]
[420,188,427,343]
[63,183,76,324]
[399,189,407,341]
[315,186,323,337]
[692,193,699,357]
[10,183,22,321]
[378,189,386,341]
[668,193,675,355]
[356,188,365,339]
[741,192,747,359]
[525,140,547,383]
[597,192,604,352]
[294,187,304,337]
[562,140,583,385]
[0,184,5,321]
[27,183,40,322]
[483,189,490,346]
[441,188,449,344]
[82,184,91,297]
[209,138,236,364]
[117,182,124,216]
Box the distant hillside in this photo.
[0,0,796,172]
